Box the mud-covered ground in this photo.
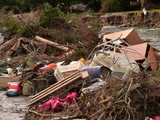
[0,92,28,120]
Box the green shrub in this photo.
[82,0,101,11]
[0,16,35,37]
[101,0,130,12]
[0,0,37,13]
[40,3,64,27]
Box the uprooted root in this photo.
[78,72,160,120]
[25,72,160,120]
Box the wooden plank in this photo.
[31,72,79,102]
[35,36,69,51]
[31,71,80,99]
[29,73,81,105]
[30,72,80,102]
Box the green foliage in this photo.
[0,0,82,12]
[0,16,35,37]
[1,0,160,13]
[45,0,80,8]
[101,0,130,12]
[101,0,120,12]
[67,47,87,61]
[14,0,36,11]
[0,0,37,13]
[40,0,101,12]
[83,0,101,11]
[40,3,64,27]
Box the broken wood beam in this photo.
[35,36,69,51]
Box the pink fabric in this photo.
[39,97,63,111]
[154,116,160,120]
[50,97,63,111]
[63,92,77,104]
[38,92,77,111]
[39,99,52,111]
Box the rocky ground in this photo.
[0,92,28,120]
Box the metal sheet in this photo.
[103,28,143,45]
[121,43,148,61]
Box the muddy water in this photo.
[0,92,28,120]
[101,26,160,51]
[138,28,160,50]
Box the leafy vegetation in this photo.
[101,0,130,12]
[1,0,160,13]
[0,0,160,39]
[0,16,34,37]
[40,3,64,27]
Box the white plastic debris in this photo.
[82,78,106,94]
[143,8,147,16]
[0,33,4,44]
[6,68,13,75]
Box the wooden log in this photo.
[35,36,69,51]
[0,38,16,51]
[0,38,16,58]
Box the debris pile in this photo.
[0,28,159,120]
[0,36,70,59]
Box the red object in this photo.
[50,97,63,111]
[39,97,63,111]
[7,82,21,92]
[39,99,51,111]
[47,63,57,70]
[63,92,77,104]
[38,92,77,112]
[40,63,57,73]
